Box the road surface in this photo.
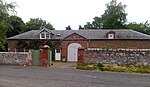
[0,65,149,87]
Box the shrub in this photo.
[97,63,104,71]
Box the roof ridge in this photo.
[52,29,131,31]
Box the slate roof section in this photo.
[8,29,150,40]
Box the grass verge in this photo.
[76,63,150,74]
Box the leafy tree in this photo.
[84,22,93,29]
[24,18,54,32]
[83,0,127,29]
[65,25,72,30]
[127,21,150,35]
[0,0,16,51]
[92,17,103,29]
[83,17,103,29]
[79,25,84,30]
[6,15,25,37]
[102,0,127,29]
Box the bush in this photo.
[97,63,104,71]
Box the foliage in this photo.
[97,63,104,71]
[103,65,150,73]
[79,25,84,30]
[0,0,16,14]
[102,0,127,29]
[65,25,72,30]
[76,64,98,70]
[82,0,127,29]
[102,43,112,49]
[84,22,94,29]
[81,0,150,35]
[103,64,128,72]
[126,65,150,73]
[46,40,60,49]
[76,64,150,73]
[6,15,25,37]
[0,0,16,51]
[84,17,103,29]
[16,40,60,51]
[51,50,55,61]
[127,21,150,35]
[92,17,103,29]
[24,18,54,32]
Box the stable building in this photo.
[8,28,150,62]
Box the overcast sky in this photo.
[6,0,150,30]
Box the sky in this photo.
[6,0,150,30]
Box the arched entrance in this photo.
[67,43,82,61]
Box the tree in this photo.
[79,25,84,30]
[92,17,103,29]
[65,25,72,30]
[127,21,150,35]
[24,18,54,32]
[0,0,16,51]
[83,17,103,29]
[102,0,127,29]
[6,15,25,37]
[83,0,127,29]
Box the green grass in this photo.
[76,63,150,74]
[76,64,98,70]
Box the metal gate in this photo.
[32,50,40,66]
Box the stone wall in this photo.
[0,52,29,65]
[83,48,150,65]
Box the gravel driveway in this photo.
[0,65,150,87]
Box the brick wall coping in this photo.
[87,48,150,51]
[0,52,29,54]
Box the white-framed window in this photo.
[46,33,50,39]
[108,34,114,39]
[56,49,60,53]
[40,33,46,39]
[41,33,45,39]
[40,31,51,39]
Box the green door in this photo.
[32,50,40,66]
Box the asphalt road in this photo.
[0,65,150,87]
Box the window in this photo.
[108,34,114,39]
[56,49,60,53]
[46,33,50,39]
[41,33,45,39]
[40,32,50,39]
